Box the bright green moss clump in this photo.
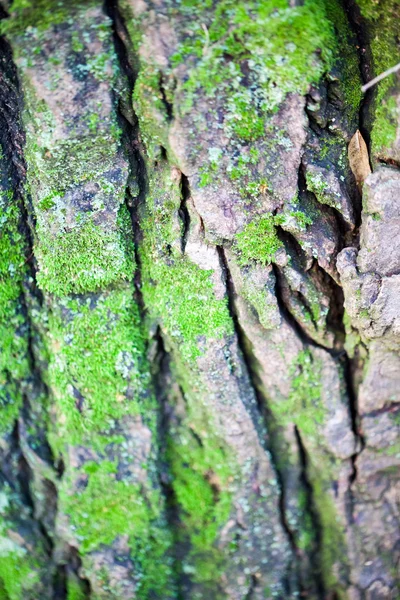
[1,0,97,36]
[163,362,236,591]
[47,287,148,449]
[235,211,312,267]
[0,186,29,434]
[10,6,131,297]
[323,0,363,118]
[142,257,233,362]
[66,576,86,600]
[61,460,174,599]
[173,0,336,119]
[0,489,44,599]
[308,465,349,593]
[36,208,135,296]
[235,215,283,266]
[167,425,233,585]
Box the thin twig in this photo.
[361,62,400,93]
[202,23,210,57]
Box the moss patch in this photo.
[271,350,324,438]
[356,0,400,157]
[1,0,97,36]
[0,185,30,434]
[172,0,336,119]
[36,208,135,296]
[234,211,311,267]
[46,287,148,450]
[235,215,283,266]
[9,6,131,297]
[61,460,175,599]
[0,488,45,600]
[307,461,349,593]
[167,426,233,587]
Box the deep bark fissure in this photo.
[276,15,372,579]
[0,28,65,593]
[150,328,186,600]
[343,0,374,149]
[243,574,258,600]
[216,246,301,581]
[158,72,174,122]
[340,0,376,502]
[294,426,326,599]
[178,173,191,254]
[106,2,185,593]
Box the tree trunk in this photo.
[0,1,398,598]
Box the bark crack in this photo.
[179,173,191,254]
[0,27,67,595]
[294,426,326,599]
[106,1,182,593]
[217,246,301,583]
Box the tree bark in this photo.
[0,1,398,599]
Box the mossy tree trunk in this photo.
[0,1,399,599]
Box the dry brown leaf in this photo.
[348,130,371,190]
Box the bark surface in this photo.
[0,1,399,599]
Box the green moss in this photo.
[241,280,279,330]
[142,256,233,362]
[271,350,324,437]
[306,170,345,212]
[306,171,328,196]
[161,359,236,592]
[138,160,236,588]
[378,441,400,457]
[297,488,314,552]
[36,207,135,296]
[373,94,398,154]
[0,534,38,600]
[25,133,124,200]
[46,287,148,451]
[270,347,349,593]
[0,185,30,434]
[66,575,86,600]
[46,285,175,596]
[343,310,361,358]
[174,0,336,120]
[167,427,233,586]
[234,210,313,267]
[356,0,400,157]
[235,215,283,267]
[11,8,129,297]
[276,210,313,231]
[307,463,349,593]
[61,461,174,599]
[0,490,44,600]
[1,0,97,36]
[133,66,172,157]
[389,411,400,427]
[323,0,363,118]
[130,0,364,191]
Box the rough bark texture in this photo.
[0,1,399,599]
